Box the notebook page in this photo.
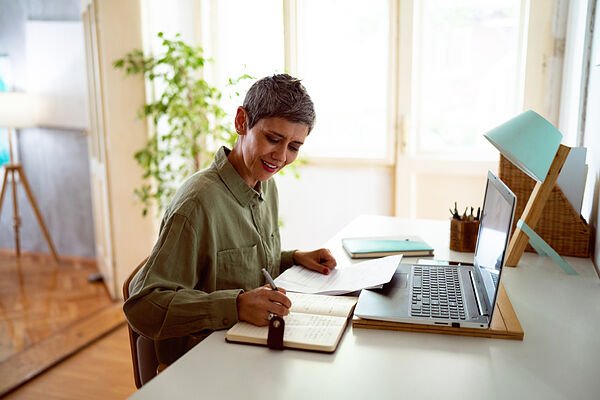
[283,313,347,350]
[226,313,348,351]
[287,292,357,318]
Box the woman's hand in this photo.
[237,285,291,326]
[293,248,337,275]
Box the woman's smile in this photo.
[229,112,309,188]
[261,159,279,173]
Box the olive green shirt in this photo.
[124,146,295,363]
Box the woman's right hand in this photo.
[236,285,292,326]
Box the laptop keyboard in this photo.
[410,266,466,320]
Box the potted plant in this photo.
[114,32,249,216]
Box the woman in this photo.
[124,74,336,365]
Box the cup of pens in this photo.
[449,202,480,252]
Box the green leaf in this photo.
[113,32,291,218]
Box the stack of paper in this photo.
[274,255,401,295]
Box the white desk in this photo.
[131,215,600,400]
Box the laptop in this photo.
[354,170,516,329]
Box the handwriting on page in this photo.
[226,314,347,348]
[287,292,357,317]
[283,314,347,346]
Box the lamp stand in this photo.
[504,144,571,267]
[0,128,59,262]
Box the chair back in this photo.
[123,257,158,388]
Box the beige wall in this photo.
[84,0,155,298]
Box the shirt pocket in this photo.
[216,244,261,290]
[269,230,282,270]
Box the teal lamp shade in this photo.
[484,110,562,182]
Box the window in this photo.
[156,0,528,163]
[203,0,284,120]
[411,0,526,158]
[295,0,391,160]
[207,0,284,85]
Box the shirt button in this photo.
[222,318,229,325]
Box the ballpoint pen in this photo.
[262,268,280,322]
[262,268,278,291]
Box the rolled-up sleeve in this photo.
[280,250,297,271]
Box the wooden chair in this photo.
[123,257,159,388]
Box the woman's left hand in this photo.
[293,249,337,275]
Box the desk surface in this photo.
[131,215,600,400]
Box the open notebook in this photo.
[226,292,357,353]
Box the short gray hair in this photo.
[243,74,316,133]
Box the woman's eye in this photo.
[288,145,300,153]
[266,135,279,144]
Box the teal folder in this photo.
[342,237,434,259]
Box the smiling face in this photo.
[228,107,309,189]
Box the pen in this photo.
[262,268,278,291]
[450,202,461,220]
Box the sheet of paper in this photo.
[556,146,587,213]
[274,255,401,295]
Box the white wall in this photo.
[581,4,600,272]
[558,0,599,274]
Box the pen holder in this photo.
[450,219,480,252]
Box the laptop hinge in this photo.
[469,270,487,316]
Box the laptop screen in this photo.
[473,171,516,314]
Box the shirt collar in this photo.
[214,146,263,207]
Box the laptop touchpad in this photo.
[387,273,408,289]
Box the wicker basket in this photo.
[499,155,591,258]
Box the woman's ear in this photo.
[234,106,248,135]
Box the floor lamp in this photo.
[484,110,575,274]
[0,92,59,262]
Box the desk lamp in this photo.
[0,92,59,262]
[484,110,576,274]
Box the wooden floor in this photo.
[0,252,135,399]
[4,325,135,400]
